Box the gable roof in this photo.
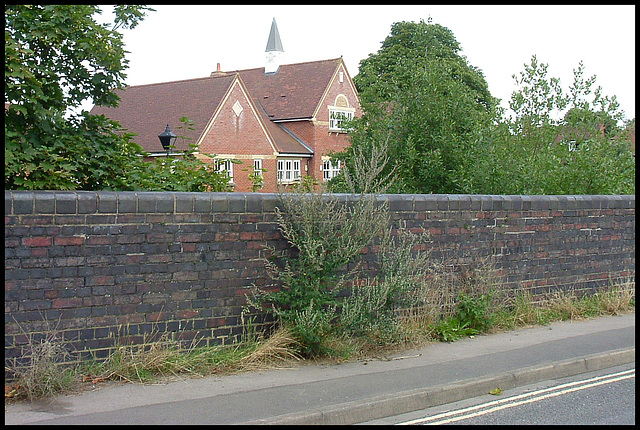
[201,75,312,157]
[91,74,236,153]
[90,58,344,154]
[236,58,343,121]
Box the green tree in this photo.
[124,116,233,192]
[355,19,495,111]
[5,5,154,190]
[463,56,635,195]
[5,5,231,193]
[331,19,498,194]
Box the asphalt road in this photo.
[363,363,636,425]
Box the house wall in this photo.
[281,62,362,185]
[193,62,362,191]
[5,191,634,367]
[198,80,278,193]
[309,62,362,183]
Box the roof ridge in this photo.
[122,58,344,89]
[228,57,342,75]
[275,57,342,68]
[123,73,236,90]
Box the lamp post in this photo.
[158,124,177,157]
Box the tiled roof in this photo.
[253,99,312,155]
[91,74,236,154]
[90,58,342,154]
[236,58,342,121]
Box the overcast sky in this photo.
[95,4,635,121]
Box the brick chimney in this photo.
[210,63,226,77]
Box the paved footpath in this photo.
[5,313,635,425]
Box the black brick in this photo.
[228,194,246,213]
[212,194,229,212]
[175,192,194,213]
[137,192,157,213]
[246,194,263,213]
[118,193,137,213]
[97,192,118,213]
[156,193,174,213]
[194,193,212,213]
[4,191,635,370]
[5,192,13,215]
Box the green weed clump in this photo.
[432,292,492,342]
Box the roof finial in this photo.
[265,17,284,53]
[265,18,284,74]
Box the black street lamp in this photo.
[158,124,177,157]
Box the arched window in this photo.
[329,94,355,132]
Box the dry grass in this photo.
[596,278,635,315]
[5,325,303,402]
[5,317,80,401]
[92,335,202,384]
[6,273,634,402]
[545,278,635,320]
[237,326,302,371]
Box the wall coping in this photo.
[5,191,635,215]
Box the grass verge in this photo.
[4,279,634,402]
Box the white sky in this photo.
[93,4,635,121]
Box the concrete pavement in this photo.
[4,313,635,425]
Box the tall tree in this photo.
[332,19,498,194]
[5,5,153,190]
[355,19,495,111]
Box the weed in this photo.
[455,292,493,332]
[5,324,79,401]
[287,301,336,357]
[432,317,479,343]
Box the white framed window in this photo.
[277,159,301,183]
[329,109,354,132]
[214,159,234,183]
[253,159,263,176]
[322,159,341,181]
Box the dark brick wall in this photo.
[5,191,635,365]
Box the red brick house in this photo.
[91,20,361,192]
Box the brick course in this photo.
[4,191,635,366]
